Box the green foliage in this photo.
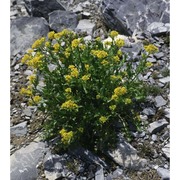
[20,29,158,151]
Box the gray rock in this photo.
[159,76,170,84]
[147,57,157,63]
[151,134,158,141]
[24,70,33,76]
[164,108,170,119]
[148,119,168,134]
[23,108,32,117]
[24,0,65,20]
[49,10,78,32]
[154,52,165,59]
[105,134,147,169]
[11,17,49,57]
[162,143,170,159]
[44,152,76,180]
[101,0,169,36]
[11,141,48,180]
[95,166,104,180]
[155,96,167,107]
[142,107,156,116]
[147,22,170,36]
[76,19,96,35]
[157,167,170,179]
[112,168,123,178]
[69,147,108,168]
[10,121,28,136]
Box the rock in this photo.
[44,152,76,180]
[151,134,158,142]
[105,134,147,169]
[49,10,78,32]
[155,96,167,107]
[10,121,28,136]
[142,107,156,116]
[157,167,170,179]
[11,141,48,180]
[23,108,32,117]
[11,17,49,57]
[101,0,169,36]
[154,52,165,59]
[24,70,33,76]
[162,143,170,159]
[76,19,96,35]
[148,119,168,134]
[95,166,104,180]
[69,147,108,168]
[112,168,123,179]
[147,57,157,63]
[47,64,57,72]
[164,108,170,119]
[147,22,170,36]
[159,76,170,84]
[24,0,65,20]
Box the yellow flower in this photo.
[65,88,72,93]
[110,75,122,81]
[124,98,132,104]
[48,31,55,40]
[95,37,101,41]
[60,100,79,111]
[71,39,80,49]
[109,105,116,111]
[104,40,112,46]
[45,41,51,48]
[31,37,45,49]
[117,50,123,57]
[101,60,109,66]
[59,128,74,145]
[26,55,43,69]
[113,55,120,62]
[20,87,32,96]
[111,94,118,101]
[85,64,90,71]
[91,50,108,59]
[64,75,72,82]
[68,65,75,70]
[79,44,86,50]
[144,44,158,54]
[99,116,108,124]
[53,43,60,52]
[114,86,127,96]
[21,54,31,64]
[110,30,119,38]
[115,39,125,48]
[70,68,79,78]
[146,62,153,67]
[28,74,36,84]
[81,74,91,81]
[33,95,42,103]
[65,48,71,58]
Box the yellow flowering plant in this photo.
[20,29,158,151]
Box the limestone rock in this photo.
[49,10,78,32]
[101,0,169,35]
[11,17,49,57]
[10,121,27,136]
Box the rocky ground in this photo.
[10,0,170,179]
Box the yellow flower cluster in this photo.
[109,105,116,111]
[115,39,125,48]
[33,95,42,103]
[48,31,55,40]
[54,29,73,39]
[146,62,153,67]
[68,65,79,77]
[59,128,74,145]
[110,75,122,81]
[20,87,32,96]
[110,30,119,38]
[64,75,72,82]
[117,50,123,57]
[99,116,108,124]
[32,37,45,49]
[91,50,108,59]
[113,55,120,62]
[65,48,71,58]
[81,74,91,81]
[21,54,31,64]
[111,86,127,101]
[26,54,44,69]
[71,39,80,49]
[101,60,109,66]
[45,41,51,48]
[65,88,72,93]
[28,74,36,84]
[60,100,79,111]
[53,43,60,52]
[124,98,132,104]
[144,44,158,54]
[85,64,90,71]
